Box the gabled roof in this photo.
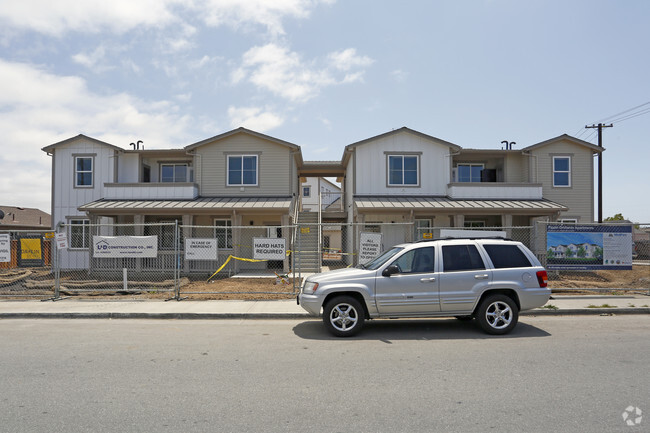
[42,134,123,153]
[523,134,604,153]
[185,127,301,152]
[345,127,462,152]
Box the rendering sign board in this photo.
[546,224,633,270]
[18,235,43,267]
[93,236,158,258]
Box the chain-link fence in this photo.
[0,230,55,298]
[16,220,646,300]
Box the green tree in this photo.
[577,245,586,258]
[594,246,603,260]
[547,248,554,260]
[604,213,625,221]
[565,247,574,258]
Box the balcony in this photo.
[447,183,543,200]
[103,183,199,200]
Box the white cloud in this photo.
[0,0,333,39]
[227,106,284,131]
[0,0,186,36]
[233,43,373,102]
[72,45,113,73]
[0,59,194,212]
[328,48,374,71]
[391,69,408,82]
[200,0,331,36]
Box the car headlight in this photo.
[302,281,319,294]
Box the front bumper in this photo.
[298,293,322,316]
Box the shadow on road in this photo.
[293,318,551,342]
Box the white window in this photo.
[160,164,188,183]
[228,155,258,186]
[69,219,90,249]
[74,156,93,187]
[303,186,311,197]
[559,218,578,224]
[464,221,486,228]
[414,219,432,240]
[214,219,232,249]
[553,156,571,187]
[457,164,484,183]
[388,155,419,186]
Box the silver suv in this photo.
[298,238,550,337]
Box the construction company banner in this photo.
[359,232,383,264]
[0,234,10,262]
[253,238,286,260]
[93,236,158,258]
[185,238,218,261]
[18,236,43,267]
[546,224,633,270]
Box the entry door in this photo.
[375,246,440,315]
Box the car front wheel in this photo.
[323,296,365,337]
[476,294,519,335]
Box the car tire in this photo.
[476,294,519,335]
[323,296,365,337]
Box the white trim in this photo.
[552,156,571,187]
[227,155,259,186]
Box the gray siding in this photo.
[195,134,296,196]
[532,141,594,222]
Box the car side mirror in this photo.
[382,265,400,277]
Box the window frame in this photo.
[552,156,571,187]
[74,156,94,188]
[69,219,90,250]
[303,186,311,198]
[160,163,189,183]
[227,155,258,186]
[387,154,420,187]
[214,219,233,250]
[456,163,484,183]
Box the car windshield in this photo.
[359,247,403,270]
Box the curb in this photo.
[1,309,649,320]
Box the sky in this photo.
[0,0,648,222]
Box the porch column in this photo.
[182,214,192,274]
[502,214,513,239]
[453,214,465,228]
[134,214,145,273]
[233,211,242,274]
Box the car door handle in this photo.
[474,274,489,280]
[420,277,436,283]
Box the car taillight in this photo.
[536,270,548,288]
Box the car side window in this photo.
[483,244,532,268]
[442,244,485,272]
[391,246,434,273]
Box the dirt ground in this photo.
[1,265,649,300]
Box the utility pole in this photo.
[585,123,613,223]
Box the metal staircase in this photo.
[296,211,320,273]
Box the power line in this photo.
[607,107,650,124]
[595,101,650,124]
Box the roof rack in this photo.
[415,236,512,242]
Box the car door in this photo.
[438,243,492,313]
[375,246,440,315]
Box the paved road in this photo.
[1,316,649,433]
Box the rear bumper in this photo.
[519,289,552,311]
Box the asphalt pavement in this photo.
[0,293,649,319]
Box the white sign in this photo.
[55,232,68,250]
[359,232,383,264]
[0,234,10,263]
[93,236,158,258]
[185,238,218,261]
[253,237,286,260]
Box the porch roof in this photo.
[354,196,567,213]
[79,197,293,213]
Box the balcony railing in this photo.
[447,183,543,200]
[103,183,199,200]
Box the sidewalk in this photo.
[0,294,649,319]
